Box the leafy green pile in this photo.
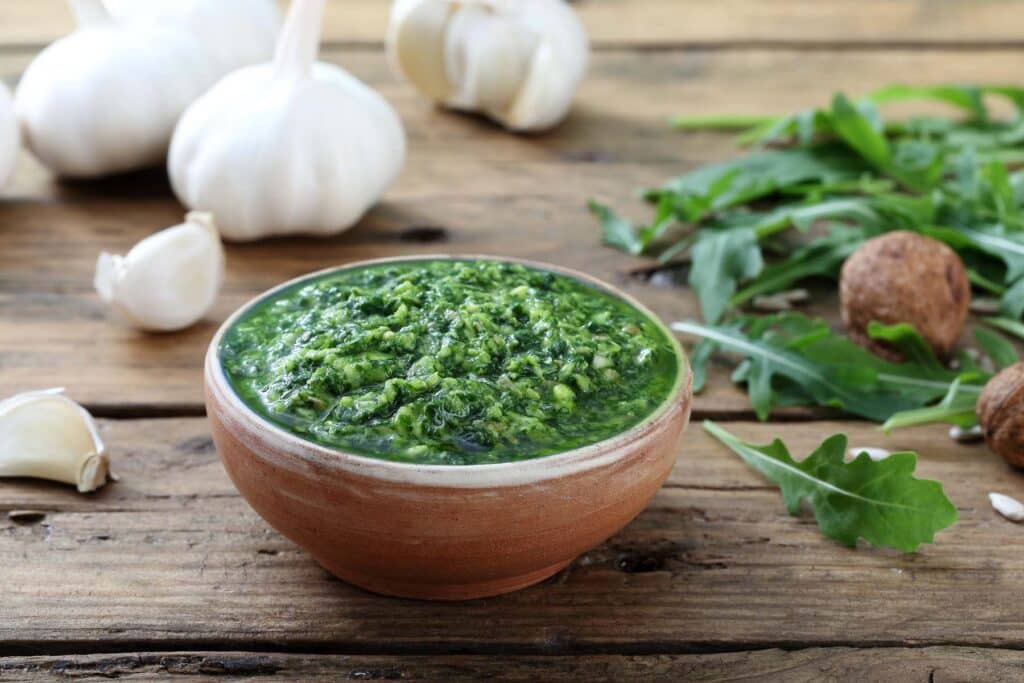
[704,422,958,552]
[592,85,1024,324]
[589,84,1024,551]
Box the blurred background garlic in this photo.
[0,389,109,493]
[94,212,225,332]
[103,0,281,73]
[15,0,281,178]
[387,0,589,132]
[168,0,406,241]
[0,82,18,187]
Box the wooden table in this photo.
[4,2,1024,680]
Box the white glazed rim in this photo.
[206,255,690,488]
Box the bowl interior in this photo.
[209,255,690,478]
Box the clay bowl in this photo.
[205,255,692,600]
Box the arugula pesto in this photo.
[220,259,680,465]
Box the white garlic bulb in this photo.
[94,212,225,332]
[15,0,281,178]
[0,82,18,187]
[387,0,589,132]
[169,0,406,241]
[104,0,282,75]
[0,389,109,493]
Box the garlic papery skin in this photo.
[169,0,406,242]
[0,82,18,187]
[388,0,589,132]
[15,0,280,179]
[94,212,225,332]
[0,389,109,493]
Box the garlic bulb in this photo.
[0,82,17,187]
[15,0,280,178]
[0,389,109,493]
[169,0,406,241]
[387,0,589,132]
[94,212,225,332]
[104,0,282,75]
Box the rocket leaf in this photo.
[645,144,870,220]
[688,228,763,323]
[674,314,972,421]
[703,421,958,551]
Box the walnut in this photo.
[839,231,970,360]
[978,362,1024,467]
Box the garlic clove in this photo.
[389,0,453,101]
[443,5,539,115]
[989,492,1024,522]
[94,212,225,332]
[0,81,18,187]
[0,389,109,493]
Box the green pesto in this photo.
[220,260,679,465]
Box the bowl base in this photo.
[319,559,574,601]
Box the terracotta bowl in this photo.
[204,256,692,600]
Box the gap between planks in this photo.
[5,637,1024,660]
[5,40,1024,55]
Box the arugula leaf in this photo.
[704,421,958,551]
[730,226,863,307]
[881,377,983,432]
[974,326,1019,369]
[589,200,643,255]
[673,314,966,421]
[646,144,869,219]
[688,228,763,324]
[984,316,1024,341]
[1001,277,1024,319]
[829,94,891,171]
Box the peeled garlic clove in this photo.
[388,0,589,132]
[0,82,17,187]
[94,212,225,331]
[990,492,1024,522]
[0,389,109,493]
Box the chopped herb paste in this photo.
[221,259,681,465]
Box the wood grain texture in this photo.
[4,48,1023,412]
[1,418,1021,651]
[3,647,1024,682]
[2,0,1024,48]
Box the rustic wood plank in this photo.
[2,417,1022,650]
[3,0,1024,48]
[4,47,1023,413]
[3,647,1024,681]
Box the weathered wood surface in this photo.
[4,47,1024,412]
[2,0,1024,48]
[3,419,1022,652]
[4,647,1024,682]
[3,1,1024,679]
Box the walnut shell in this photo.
[839,231,970,360]
[978,362,1024,467]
